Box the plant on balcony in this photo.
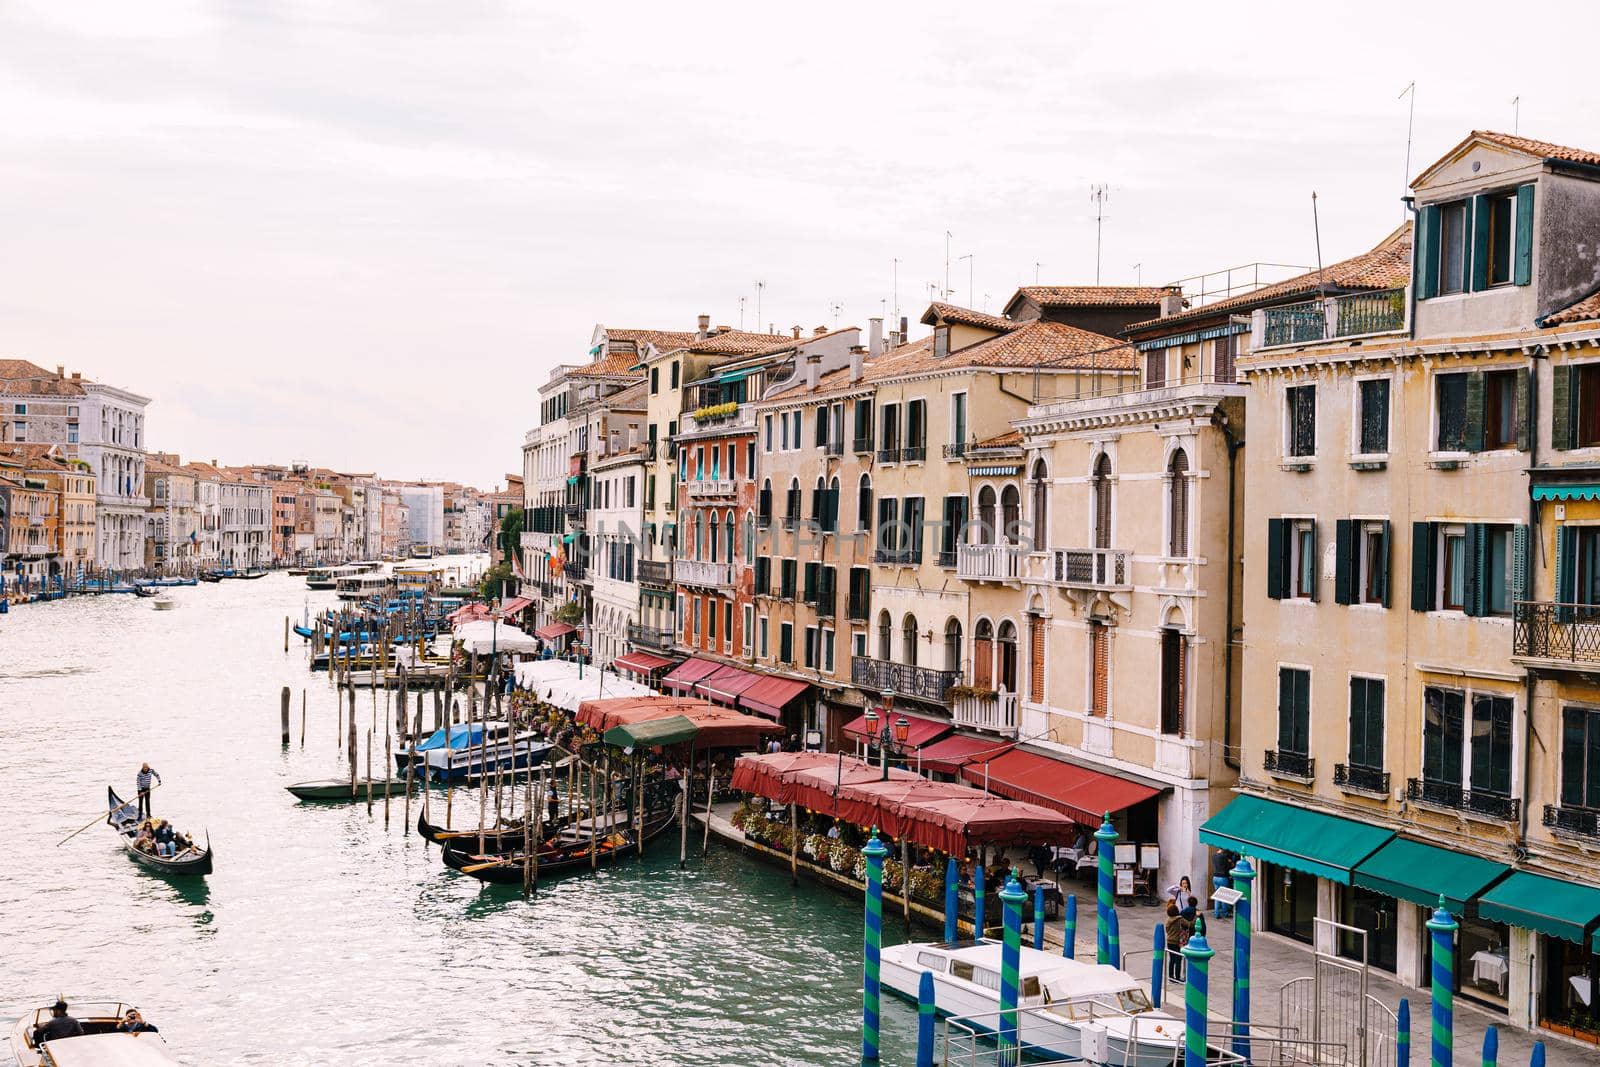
[555,599,584,624]
[947,684,998,701]
[693,401,739,422]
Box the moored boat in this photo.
[105,787,212,877]
[440,802,678,883]
[423,727,551,782]
[285,777,412,801]
[9,1000,179,1067]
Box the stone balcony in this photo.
[686,478,738,499]
[675,558,732,589]
[952,689,1019,735]
[957,543,1024,583]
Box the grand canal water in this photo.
[0,566,919,1065]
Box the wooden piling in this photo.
[284,615,290,653]
[384,732,392,828]
[347,686,358,794]
[365,729,373,814]
[789,802,799,886]
[404,706,418,830]
[280,686,291,746]
[589,758,598,870]
[704,764,714,854]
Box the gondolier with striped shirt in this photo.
[135,762,161,819]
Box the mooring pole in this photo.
[998,870,1026,1065]
[1095,812,1117,965]
[860,830,888,1063]
[1231,857,1256,1058]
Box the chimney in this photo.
[1160,291,1185,317]
[56,365,64,379]
[697,313,710,339]
[848,345,865,383]
[868,317,883,359]
[899,316,908,341]
[791,325,801,339]
[805,353,822,390]
[71,372,81,381]
[813,325,828,337]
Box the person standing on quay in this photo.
[136,762,161,819]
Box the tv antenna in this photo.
[1132,263,1143,285]
[1399,81,1416,214]
[943,232,953,300]
[1512,95,1520,135]
[1311,191,1325,284]
[1034,261,1043,284]
[1090,185,1110,284]
[738,296,746,331]
[755,281,766,333]
[958,253,973,307]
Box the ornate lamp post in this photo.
[862,689,909,781]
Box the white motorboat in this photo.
[423,722,553,781]
[881,939,1195,1066]
[151,596,175,611]
[9,1001,179,1066]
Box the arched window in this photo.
[944,618,963,673]
[693,512,703,560]
[827,476,840,534]
[743,511,755,562]
[1092,454,1113,549]
[725,509,736,561]
[786,478,801,524]
[1167,449,1189,557]
[902,614,920,666]
[709,514,720,562]
[857,474,873,532]
[877,610,893,661]
[997,621,1019,692]
[813,476,826,524]
[1000,485,1020,543]
[1030,459,1049,551]
[977,486,997,545]
[973,619,994,688]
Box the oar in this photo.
[462,857,514,874]
[57,784,161,846]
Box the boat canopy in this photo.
[577,695,781,750]
[415,723,487,752]
[603,714,700,750]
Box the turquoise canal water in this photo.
[0,568,920,1065]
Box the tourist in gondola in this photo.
[136,762,161,818]
[32,1000,84,1044]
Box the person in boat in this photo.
[33,1000,85,1045]
[136,762,161,818]
[133,822,156,853]
[118,1008,158,1034]
[153,819,177,857]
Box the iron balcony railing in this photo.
[1263,749,1314,780]
[1333,763,1390,794]
[814,588,836,618]
[847,593,869,622]
[675,558,732,589]
[627,623,675,651]
[1032,547,1130,588]
[943,441,968,459]
[638,558,672,587]
[824,439,844,457]
[935,549,957,569]
[901,445,927,462]
[851,656,961,704]
[1260,287,1408,348]
[564,501,586,520]
[874,547,921,566]
[643,439,658,461]
[1513,601,1600,665]
[1406,778,1520,821]
[1544,804,1600,839]
[562,560,587,581]
[877,447,901,464]
[852,436,874,454]
[958,543,1023,582]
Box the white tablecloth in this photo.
[1470,950,1508,994]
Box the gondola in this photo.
[440,804,678,883]
[132,586,158,599]
[229,569,269,580]
[198,573,222,583]
[105,786,212,877]
[416,809,550,852]
[285,777,410,801]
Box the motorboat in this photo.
[880,939,1196,1066]
[335,573,392,601]
[151,596,175,611]
[423,724,552,782]
[9,1000,178,1066]
[397,721,516,772]
[285,777,411,801]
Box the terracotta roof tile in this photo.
[925,319,1137,373]
[568,351,647,379]
[0,359,87,397]
[972,430,1023,449]
[1471,130,1600,169]
[1126,223,1412,335]
[1013,285,1181,308]
[1543,288,1600,327]
[920,302,1018,333]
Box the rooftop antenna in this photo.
[1034,261,1042,284]
[1311,191,1325,287]
[1132,263,1143,285]
[1399,81,1416,214]
[1512,95,1520,135]
[738,295,746,331]
[944,231,953,299]
[983,292,992,313]
[892,257,900,330]
[755,281,766,334]
[829,300,843,326]
[1090,185,1110,284]
[958,253,973,307]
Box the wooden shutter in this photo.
[1464,371,1486,453]
[1411,521,1436,612]
[1512,524,1529,603]
[1334,519,1355,605]
[1090,624,1109,717]
[905,497,924,562]
[877,497,894,552]
[1514,184,1535,286]
[1417,204,1441,300]
[803,561,818,602]
[1470,194,1492,292]
[1556,525,1577,620]
[1029,616,1046,704]
[1168,454,1189,557]
[973,637,994,688]
[1553,364,1575,451]
[1266,517,1287,600]
[1515,367,1531,452]
[1305,521,1319,603]
[1377,520,1392,607]
[1463,523,1484,617]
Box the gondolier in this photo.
[136,762,161,818]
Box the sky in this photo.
[2,1,1597,488]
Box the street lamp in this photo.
[864,689,909,781]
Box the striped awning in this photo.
[1135,322,1249,351]
[968,466,1020,477]
[1532,485,1600,501]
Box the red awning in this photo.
[960,748,1161,826]
[697,664,764,705]
[448,602,493,624]
[662,657,721,692]
[739,676,810,719]
[533,621,576,641]
[499,596,533,618]
[916,735,1015,776]
[613,651,674,676]
[841,711,953,750]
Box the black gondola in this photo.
[416,810,534,852]
[106,786,213,877]
[441,804,678,884]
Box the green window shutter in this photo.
[1266,517,1286,600]
[1469,194,1492,292]
[1334,519,1355,605]
[1306,521,1320,603]
[1417,204,1441,300]
[1277,669,1295,751]
[1552,364,1575,451]
[1515,367,1531,451]
[803,561,818,602]
[1349,677,1368,767]
[1514,184,1535,286]
[1511,525,1529,603]
[1377,520,1392,607]
[1411,521,1436,612]
[1463,523,1485,617]
[1464,371,1486,453]
[1556,525,1577,621]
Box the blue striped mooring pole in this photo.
[974,862,986,938]
[943,857,958,942]
[998,870,1026,1063]
[915,969,936,1067]
[1427,898,1459,1067]
[861,830,889,1062]
[1033,883,1045,950]
[1151,921,1166,1008]
[1107,903,1121,968]
[1397,997,1411,1067]
[1063,893,1077,959]
[1182,915,1215,1067]
[1094,813,1117,965]
[1482,1025,1498,1067]
[1231,857,1255,1058]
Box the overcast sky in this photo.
[2,1,1596,488]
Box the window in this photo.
[1166,451,1188,556]
[1092,454,1112,548]
[857,475,872,533]
[759,616,769,659]
[764,414,773,452]
[1484,191,1519,288]
[881,404,900,453]
[877,611,892,660]
[1145,349,1166,387]
[1552,363,1600,450]
[877,497,900,555]
[785,478,801,527]
[951,393,967,453]
[1286,385,1316,458]
[650,367,660,394]
[1414,521,1524,615]
[822,627,835,673]
[758,480,772,527]
[996,621,1018,692]
[743,605,754,656]
[1159,628,1185,735]
[1348,677,1385,771]
[753,555,770,595]
[1290,520,1317,600]
[939,495,967,562]
[1423,686,1464,787]
[1483,369,1520,451]
[933,326,950,359]
[746,442,755,477]
[903,497,925,563]
[1438,200,1469,296]
[1422,686,1515,800]
[906,399,926,458]
[853,398,874,451]
[1357,378,1390,455]
[815,407,828,447]
[670,361,680,388]
[724,602,733,653]
[803,560,819,604]
[1277,667,1311,757]
[944,618,963,673]
[779,622,794,664]
[708,597,718,641]
[901,614,919,666]
[1470,694,1514,798]
[977,486,996,545]
[692,597,702,639]
[1089,622,1109,717]
[1030,460,1049,551]
[999,486,1019,544]
[780,413,789,451]
[1436,370,1528,453]
[804,626,818,669]
[779,558,796,599]
[1439,525,1467,611]
[1560,706,1600,810]
[1334,519,1390,607]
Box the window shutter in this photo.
[1514,184,1535,286]
[1029,617,1046,704]
[955,495,969,545]
[1306,521,1319,603]
[1417,204,1441,300]
[803,561,818,603]
[1463,523,1484,617]
[1552,364,1575,451]
[1512,524,1529,603]
[1411,521,1436,612]
[1266,517,1286,600]
[1091,625,1110,717]
[1469,194,1492,292]
[1277,669,1295,751]
[1377,520,1392,607]
[1516,367,1531,451]
[1334,519,1355,605]
[820,565,835,605]
[1464,371,1486,453]
[973,637,993,688]
[1556,525,1577,621]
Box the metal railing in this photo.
[851,656,960,702]
[902,445,927,462]
[958,542,1023,581]
[1514,601,1600,664]
[675,558,732,588]
[1261,287,1407,348]
[874,547,921,565]
[943,441,968,459]
[935,549,957,569]
[847,594,868,621]
[852,435,874,454]
[1264,749,1314,780]
[1544,804,1600,838]
[823,439,844,456]
[626,623,675,651]
[638,558,672,586]
[877,447,901,464]
[814,589,836,618]
[1406,778,1520,821]
[1334,763,1390,794]
[562,560,587,581]
[953,689,1019,734]
[1031,546,1129,588]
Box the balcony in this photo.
[676,558,732,589]
[1406,779,1520,821]
[874,547,921,566]
[679,404,755,435]
[1333,763,1391,796]
[639,558,672,587]
[814,589,836,618]
[644,439,658,461]
[847,594,869,622]
[687,478,737,498]
[563,560,587,582]
[936,549,957,569]
[852,436,875,454]
[901,445,927,463]
[943,442,968,459]
[627,623,676,651]
[564,501,586,521]
[1513,601,1600,669]
[1031,547,1130,589]
[1263,749,1315,782]
[952,689,1019,735]
[1257,287,1408,349]
[824,439,844,457]
[877,447,901,464]
[1544,804,1600,840]
[852,656,962,704]
[958,543,1023,582]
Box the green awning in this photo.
[1478,870,1600,944]
[1352,838,1510,914]
[1199,795,1393,884]
[1532,485,1600,501]
[603,715,699,750]
[717,366,759,384]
